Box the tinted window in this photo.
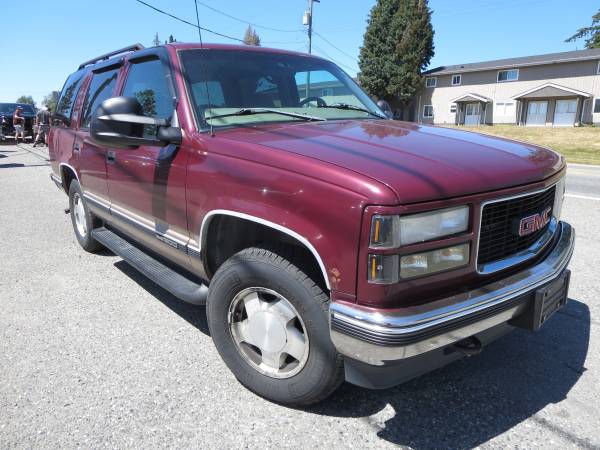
[122,58,173,136]
[81,68,119,128]
[55,71,85,126]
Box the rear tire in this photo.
[68,181,103,253]
[207,247,343,406]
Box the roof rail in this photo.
[78,43,146,70]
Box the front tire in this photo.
[207,247,343,406]
[68,181,103,252]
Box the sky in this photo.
[0,0,597,106]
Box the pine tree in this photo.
[243,25,261,46]
[565,9,600,49]
[358,0,434,117]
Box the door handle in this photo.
[107,150,116,164]
[73,143,80,153]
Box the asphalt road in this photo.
[1,143,599,449]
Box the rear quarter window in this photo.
[55,71,86,127]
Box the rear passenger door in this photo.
[106,53,190,267]
[76,64,121,218]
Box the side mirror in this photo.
[377,99,394,119]
[90,96,182,148]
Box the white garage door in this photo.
[554,99,578,126]
[526,101,548,126]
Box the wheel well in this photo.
[60,166,77,194]
[204,215,329,293]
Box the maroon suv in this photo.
[49,43,575,405]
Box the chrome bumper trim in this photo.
[330,221,575,366]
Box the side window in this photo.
[122,58,174,136]
[81,68,119,128]
[295,70,355,106]
[55,71,85,127]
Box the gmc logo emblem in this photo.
[518,207,552,237]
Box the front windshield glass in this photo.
[0,103,35,114]
[180,49,384,128]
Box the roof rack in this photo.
[78,43,146,70]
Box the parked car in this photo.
[0,102,36,141]
[49,43,575,406]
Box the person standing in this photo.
[13,106,25,144]
[33,106,51,147]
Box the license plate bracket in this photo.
[510,269,570,331]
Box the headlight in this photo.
[368,243,470,283]
[400,243,470,279]
[370,206,469,248]
[553,177,565,220]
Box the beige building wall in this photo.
[419,59,600,125]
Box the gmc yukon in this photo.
[49,43,575,405]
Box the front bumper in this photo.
[330,221,575,367]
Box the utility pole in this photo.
[303,0,319,99]
[303,0,319,54]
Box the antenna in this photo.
[194,0,214,135]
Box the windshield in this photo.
[0,103,35,114]
[179,49,384,129]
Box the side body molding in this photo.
[199,209,331,291]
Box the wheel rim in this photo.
[228,287,310,379]
[73,193,87,237]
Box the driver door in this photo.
[106,53,190,267]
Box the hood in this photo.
[218,120,563,204]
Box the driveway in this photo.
[1,143,598,449]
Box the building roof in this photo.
[424,48,600,76]
[512,83,591,99]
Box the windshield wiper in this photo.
[205,108,326,122]
[318,103,386,119]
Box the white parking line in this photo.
[565,193,600,202]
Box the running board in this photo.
[91,227,208,305]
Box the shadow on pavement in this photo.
[306,298,590,449]
[113,260,210,335]
[98,259,592,448]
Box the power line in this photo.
[135,0,245,43]
[196,1,301,33]
[313,31,358,62]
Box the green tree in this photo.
[152,32,160,47]
[358,0,434,118]
[565,9,600,49]
[167,34,176,43]
[243,25,261,46]
[42,91,60,111]
[16,95,36,108]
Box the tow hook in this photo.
[452,336,482,357]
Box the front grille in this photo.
[478,186,556,266]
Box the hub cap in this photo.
[73,193,87,237]
[228,287,309,379]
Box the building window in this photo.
[450,103,457,113]
[497,69,519,82]
[495,101,516,116]
[321,88,334,96]
[423,105,434,118]
[594,99,600,113]
[425,77,437,88]
[597,61,600,74]
[451,74,462,86]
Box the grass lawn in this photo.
[441,124,600,165]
